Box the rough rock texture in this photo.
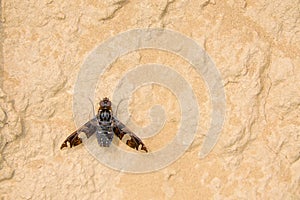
[1,0,299,199]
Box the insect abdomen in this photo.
[96,131,114,147]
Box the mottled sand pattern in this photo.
[0,0,299,199]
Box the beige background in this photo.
[1,0,299,199]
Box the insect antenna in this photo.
[88,97,96,117]
[114,97,129,118]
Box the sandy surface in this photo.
[1,0,299,199]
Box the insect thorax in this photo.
[97,109,112,129]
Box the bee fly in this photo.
[60,97,148,152]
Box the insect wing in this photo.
[60,117,99,149]
[112,117,148,152]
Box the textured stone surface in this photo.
[1,0,299,199]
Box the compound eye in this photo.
[100,101,104,107]
[107,101,111,107]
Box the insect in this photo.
[60,97,148,152]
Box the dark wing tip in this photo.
[60,142,68,150]
[141,145,148,153]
